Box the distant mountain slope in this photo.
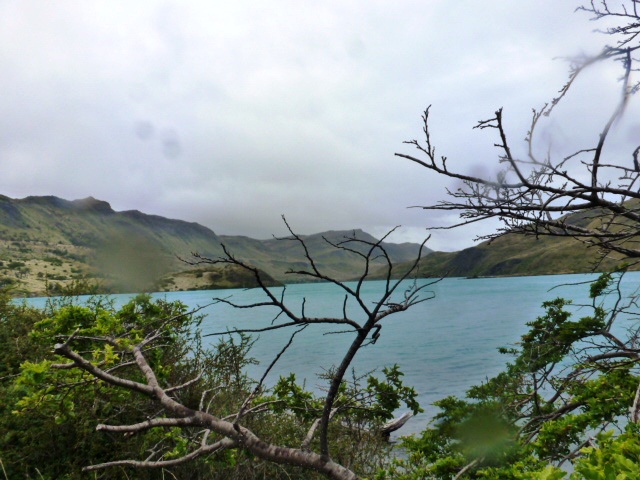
[0,195,227,294]
[408,209,631,278]
[222,229,425,282]
[0,194,225,253]
[0,195,424,296]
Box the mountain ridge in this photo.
[0,195,424,296]
[390,213,633,279]
[2,194,628,296]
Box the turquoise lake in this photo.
[28,272,640,437]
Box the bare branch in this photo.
[84,438,237,471]
[235,326,306,423]
[96,416,200,433]
[49,218,428,480]
[301,408,339,451]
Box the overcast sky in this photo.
[1,1,638,251]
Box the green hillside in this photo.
[408,212,631,278]
[156,264,283,291]
[3,193,627,296]
[0,195,423,296]
[223,229,424,282]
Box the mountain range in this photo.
[0,195,422,295]
[0,194,631,296]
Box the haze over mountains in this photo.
[0,194,630,296]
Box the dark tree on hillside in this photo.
[397,1,640,262]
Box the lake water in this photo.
[27,272,640,436]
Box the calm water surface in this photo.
[28,272,640,436]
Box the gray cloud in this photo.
[0,1,636,251]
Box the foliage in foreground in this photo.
[0,289,422,479]
[3,272,640,479]
[377,273,640,479]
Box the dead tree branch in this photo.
[51,221,429,480]
[397,3,640,258]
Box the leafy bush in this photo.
[378,273,640,479]
[0,291,399,479]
